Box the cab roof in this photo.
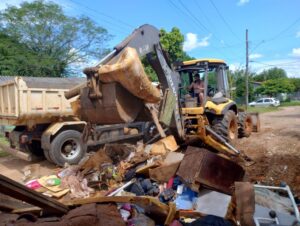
[182,58,226,66]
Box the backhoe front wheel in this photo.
[48,130,87,167]
[212,110,238,143]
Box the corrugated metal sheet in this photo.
[0,76,86,89]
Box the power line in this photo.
[209,0,241,41]
[68,0,134,30]
[171,0,244,60]
[177,0,211,33]
[58,1,129,35]
[249,16,300,53]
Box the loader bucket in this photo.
[97,47,161,103]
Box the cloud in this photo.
[249,53,263,59]
[296,31,300,38]
[229,63,244,71]
[183,33,211,52]
[237,0,250,6]
[291,48,300,57]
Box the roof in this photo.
[182,58,226,66]
[0,76,85,89]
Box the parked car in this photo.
[249,98,280,107]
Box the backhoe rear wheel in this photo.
[212,110,238,143]
[238,112,253,138]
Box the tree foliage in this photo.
[160,27,193,63]
[255,78,295,96]
[0,0,111,77]
[253,67,287,82]
[145,27,193,81]
[290,78,300,92]
[229,69,255,103]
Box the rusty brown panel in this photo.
[79,83,143,124]
[177,146,245,194]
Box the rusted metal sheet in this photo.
[0,174,68,215]
[79,83,143,124]
[177,146,245,194]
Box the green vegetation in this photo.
[246,106,279,114]
[280,101,300,107]
[0,135,9,157]
[144,27,193,81]
[255,78,295,96]
[0,0,111,77]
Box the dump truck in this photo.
[0,76,158,166]
[0,76,87,163]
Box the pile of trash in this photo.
[2,135,299,226]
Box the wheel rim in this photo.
[60,139,81,160]
[229,120,237,140]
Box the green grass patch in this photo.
[280,101,300,107]
[246,106,280,113]
[0,135,10,157]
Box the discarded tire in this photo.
[49,130,86,167]
[238,112,253,138]
[212,110,238,142]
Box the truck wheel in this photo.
[26,140,44,157]
[238,112,252,138]
[49,130,86,167]
[43,149,53,163]
[212,110,238,143]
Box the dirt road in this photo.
[0,106,299,195]
[236,106,300,196]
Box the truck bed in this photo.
[0,76,85,126]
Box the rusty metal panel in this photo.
[177,146,245,194]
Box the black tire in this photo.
[43,148,53,163]
[212,110,238,143]
[26,140,44,157]
[49,130,87,167]
[238,112,252,138]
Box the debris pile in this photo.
[0,136,299,225]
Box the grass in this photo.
[0,135,10,157]
[238,101,300,114]
[246,106,280,113]
[279,101,300,107]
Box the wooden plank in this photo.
[0,174,68,215]
[0,193,34,211]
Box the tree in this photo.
[253,67,287,82]
[0,0,111,77]
[144,27,194,81]
[255,78,295,96]
[290,78,300,92]
[160,27,193,63]
[230,69,255,103]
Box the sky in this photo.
[1,0,300,77]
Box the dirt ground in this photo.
[236,106,300,196]
[0,106,299,195]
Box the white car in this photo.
[249,98,280,107]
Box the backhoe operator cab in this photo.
[175,59,241,142]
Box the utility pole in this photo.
[245,29,249,109]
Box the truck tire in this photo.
[212,110,238,143]
[26,140,44,157]
[43,149,53,163]
[238,112,252,138]
[49,130,87,167]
